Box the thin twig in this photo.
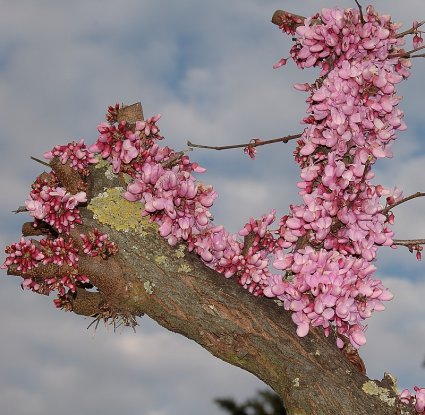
[354,0,365,24]
[389,44,425,59]
[30,156,51,167]
[411,53,425,59]
[187,133,302,151]
[396,20,425,39]
[392,239,425,247]
[12,206,27,214]
[381,191,425,215]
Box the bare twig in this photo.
[187,133,302,152]
[396,20,425,39]
[30,156,51,167]
[392,239,425,247]
[354,0,365,24]
[381,191,425,215]
[13,206,27,214]
[389,44,425,59]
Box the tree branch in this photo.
[79,187,416,413]
[4,102,417,414]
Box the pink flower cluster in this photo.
[90,112,282,295]
[43,139,98,171]
[2,237,44,273]
[89,114,163,174]
[25,172,87,234]
[22,274,90,297]
[124,153,216,245]
[260,5,414,349]
[2,131,121,308]
[40,237,78,267]
[265,247,392,348]
[287,6,402,73]
[2,236,89,299]
[80,228,119,258]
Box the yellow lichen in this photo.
[362,381,395,407]
[94,159,110,170]
[174,244,186,258]
[155,255,168,266]
[178,263,192,273]
[292,378,300,387]
[143,281,155,295]
[88,187,157,234]
[104,167,115,181]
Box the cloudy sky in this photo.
[0,1,424,414]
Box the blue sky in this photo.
[0,1,424,414]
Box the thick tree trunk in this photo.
[8,103,416,415]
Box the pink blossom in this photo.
[2,238,44,273]
[26,182,86,234]
[399,388,411,405]
[273,58,287,69]
[40,237,78,267]
[413,34,423,49]
[43,139,97,171]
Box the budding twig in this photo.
[381,191,425,215]
[187,133,302,152]
[396,20,425,39]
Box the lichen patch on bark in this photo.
[88,187,157,234]
[362,381,396,407]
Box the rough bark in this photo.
[6,102,417,415]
